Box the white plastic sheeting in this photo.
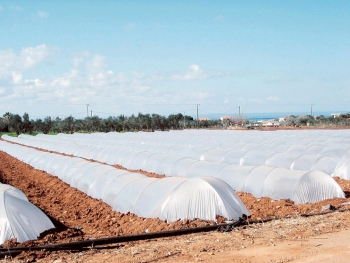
[0,134,343,178]
[0,141,250,222]
[1,133,346,204]
[3,129,350,179]
[206,164,344,203]
[0,184,54,244]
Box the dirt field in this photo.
[1,141,350,262]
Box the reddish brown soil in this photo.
[1,147,350,262]
[113,164,165,178]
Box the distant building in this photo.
[279,117,286,122]
[220,115,234,128]
[260,119,280,127]
[220,115,233,122]
[198,117,211,121]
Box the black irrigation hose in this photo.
[1,206,350,258]
[0,219,244,257]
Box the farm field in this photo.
[2,0,350,261]
[4,129,350,205]
[1,133,350,262]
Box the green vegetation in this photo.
[277,114,350,127]
[0,112,222,135]
[0,112,349,135]
[0,132,18,137]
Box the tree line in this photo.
[280,114,350,127]
[1,112,349,135]
[0,112,222,135]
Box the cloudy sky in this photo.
[0,1,349,119]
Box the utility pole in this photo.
[183,112,186,129]
[310,104,313,116]
[239,106,241,124]
[195,104,200,129]
[86,104,89,118]
[91,110,92,117]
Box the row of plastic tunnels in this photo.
[0,129,349,244]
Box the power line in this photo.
[222,106,240,114]
[30,112,87,119]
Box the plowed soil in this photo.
[1,146,350,262]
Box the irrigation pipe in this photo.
[0,219,244,257]
[1,206,350,258]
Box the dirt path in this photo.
[228,229,350,263]
[32,211,350,263]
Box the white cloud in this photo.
[20,44,50,68]
[0,44,50,79]
[135,86,150,94]
[173,64,208,80]
[89,69,129,87]
[3,57,131,106]
[72,51,90,68]
[189,65,200,72]
[0,54,233,117]
[51,70,81,88]
[171,64,230,81]
[72,57,83,68]
[83,55,130,87]
[86,55,107,73]
[0,51,16,76]
[11,71,23,84]
[24,78,44,86]
[51,76,71,88]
